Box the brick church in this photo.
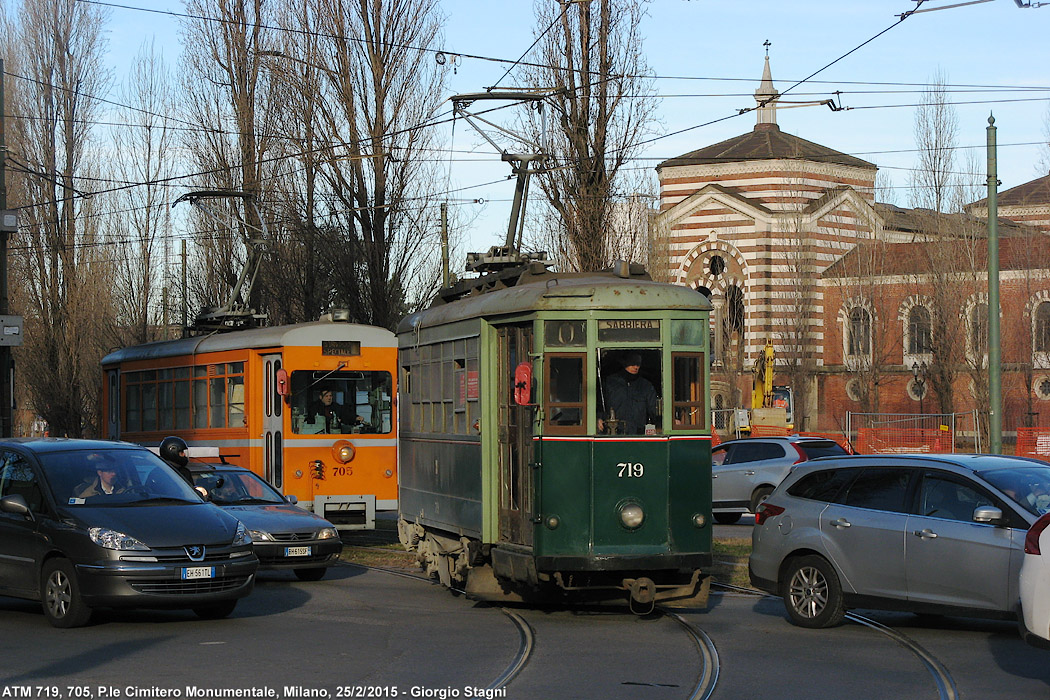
[654,57,1050,443]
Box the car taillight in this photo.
[755,502,785,526]
[791,444,806,464]
[1025,513,1050,555]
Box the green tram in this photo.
[396,257,714,611]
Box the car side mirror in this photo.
[973,505,1003,524]
[285,494,298,505]
[0,494,33,521]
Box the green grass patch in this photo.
[339,545,419,568]
[710,536,752,588]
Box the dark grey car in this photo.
[0,439,258,627]
[749,454,1050,628]
[187,463,343,581]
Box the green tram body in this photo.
[396,263,713,609]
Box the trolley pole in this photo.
[987,114,1002,454]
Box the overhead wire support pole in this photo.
[987,115,1002,454]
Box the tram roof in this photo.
[398,267,711,335]
[102,320,395,366]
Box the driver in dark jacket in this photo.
[599,353,658,435]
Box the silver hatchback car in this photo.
[712,436,849,524]
[749,454,1050,628]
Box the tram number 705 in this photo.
[617,462,644,478]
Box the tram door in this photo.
[262,354,284,488]
[496,324,534,546]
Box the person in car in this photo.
[75,453,126,497]
[599,352,659,435]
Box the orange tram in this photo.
[101,315,397,529]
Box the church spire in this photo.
[754,44,779,129]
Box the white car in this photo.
[1020,511,1050,647]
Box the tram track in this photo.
[348,559,721,699]
[713,582,958,700]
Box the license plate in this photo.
[285,546,311,557]
[182,566,214,580]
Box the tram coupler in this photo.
[625,577,656,605]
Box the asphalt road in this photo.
[2,561,1049,700]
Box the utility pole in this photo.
[987,114,1002,454]
[0,59,23,437]
[440,202,449,288]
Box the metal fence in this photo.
[846,411,981,454]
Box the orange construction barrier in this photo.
[856,427,955,454]
[749,424,792,437]
[1016,428,1050,463]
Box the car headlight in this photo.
[89,527,149,551]
[247,529,273,542]
[620,503,645,530]
[233,521,253,546]
[317,527,339,540]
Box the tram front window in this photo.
[290,371,393,435]
[597,349,661,435]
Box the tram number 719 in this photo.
[617,462,644,478]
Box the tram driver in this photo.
[598,352,659,435]
[309,387,355,434]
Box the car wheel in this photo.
[294,568,326,582]
[193,600,237,619]
[41,559,93,628]
[781,555,846,629]
[749,486,774,513]
[713,512,743,525]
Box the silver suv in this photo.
[749,454,1050,628]
[712,436,849,524]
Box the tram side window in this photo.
[290,371,393,435]
[545,354,586,435]
[672,353,705,429]
[122,367,194,433]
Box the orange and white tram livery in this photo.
[101,316,397,529]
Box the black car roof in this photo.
[0,438,148,454]
[185,462,248,473]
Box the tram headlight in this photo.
[332,440,355,463]
[619,503,645,530]
[545,515,560,530]
[693,513,707,528]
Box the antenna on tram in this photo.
[173,190,270,333]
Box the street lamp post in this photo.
[912,361,927,416]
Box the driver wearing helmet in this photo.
[159,435,193,485]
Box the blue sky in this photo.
[102,0,1050,255]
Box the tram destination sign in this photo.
[322,340,361,356]
[597,319,659,342]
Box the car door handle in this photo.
[913,529,938,539]
[831,518,851,528]
[745,470,756,476]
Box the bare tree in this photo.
[519,0,658,272]
[110,40,178,345]
[8,0,115,437]
[179,0,282,324]
[309,0,449,329]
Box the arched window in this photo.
[908,306,932,356]
[969,303,988,358]
[847,308,871,357]
[1037,302,1050,354]
[725,285,744,335]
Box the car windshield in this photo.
[40,449,201,506]
[983,466,1050,516]
[191,469,285,505]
